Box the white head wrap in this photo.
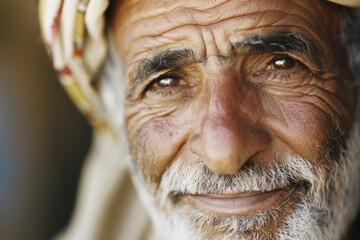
[39,0,109,129]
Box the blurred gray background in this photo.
[0,1,91,239]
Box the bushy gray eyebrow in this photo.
[131,49,196,84]
[232,31,320,57]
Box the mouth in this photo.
[183,187,292,215]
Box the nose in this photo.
[190,83,271,174]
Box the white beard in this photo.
[129,120,360,240]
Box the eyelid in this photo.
[152,73,180,83]
[267,54,295,64]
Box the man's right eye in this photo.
[147,76,187,91]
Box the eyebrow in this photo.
[131,49,196,85]
[128,31,322,95]
[231,31,321,59]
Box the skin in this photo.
[110,0,358,237]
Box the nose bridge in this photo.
[202,79,250,155]
[220,77,241,104]
[206,84,243,133]
[195,72,271,174]
[205,70,249,133]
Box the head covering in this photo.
[39,0,109,129]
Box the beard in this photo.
[128,119,360,240]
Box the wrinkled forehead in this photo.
[111,0,343,63]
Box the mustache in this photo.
[159,154,325,203]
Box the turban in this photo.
[39,0,109,130]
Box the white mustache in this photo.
[159,154,323,203]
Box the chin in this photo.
[130,120,360,240]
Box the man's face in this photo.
[111,0,358,239]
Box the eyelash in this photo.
[266,68,304,81]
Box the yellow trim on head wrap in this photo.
[39,0,110,131]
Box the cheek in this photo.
[266,98,335,163]
[261,74,354,163]
[125,102,192,182]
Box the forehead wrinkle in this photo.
[126,9,300,45]
[124,10,325,61]
[122,0,323,36]
[117,0,230,41]
[126,33,194,63]
[124,0,236,26]
[114,0,343,66]
[119,0,325,52]
[285,0,324,29]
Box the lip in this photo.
[185,188,288,215]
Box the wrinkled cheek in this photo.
[127,114,187,185]
[271,99,336,164]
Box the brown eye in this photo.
[156,78,179,87]
[267,56,296,70]
[149,77,186,90]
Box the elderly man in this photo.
[39,0,360,239]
